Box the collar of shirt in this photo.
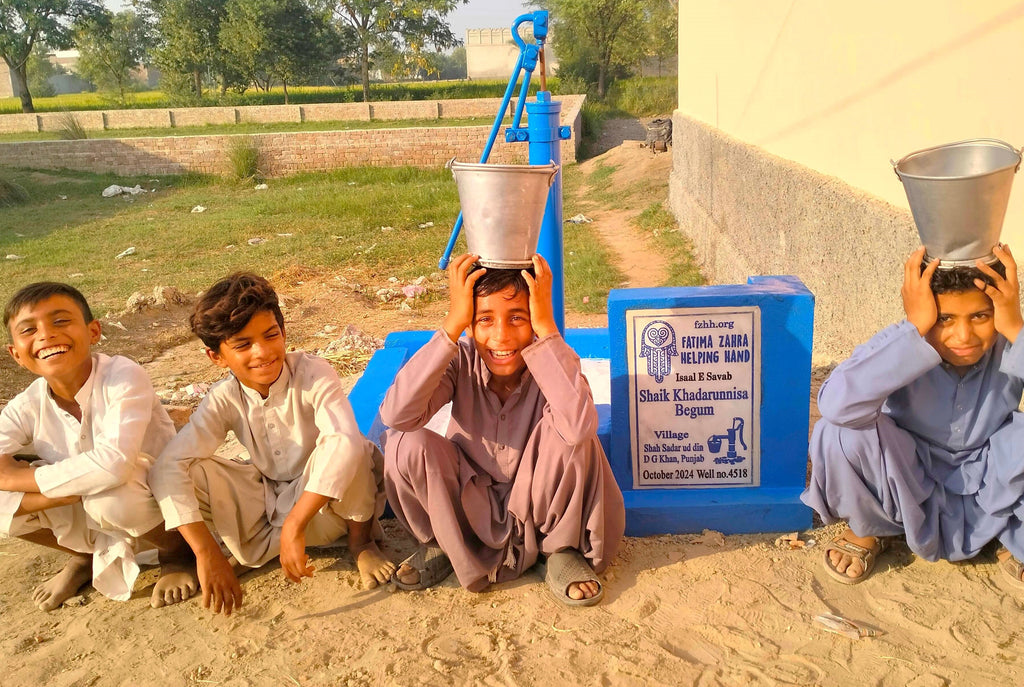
[235,356,293,404]
[44,352,100,414]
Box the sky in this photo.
[103,0,534,44]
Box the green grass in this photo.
[633,201,704,287]
[0,165,621,317]
[0,116,502,143]
[606,77,676,117]
[0,79,571,115]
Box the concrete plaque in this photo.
[627,307,761,488]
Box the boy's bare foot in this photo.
[352,541,396,589]
[150,562,200,608]
[33,553,91,611]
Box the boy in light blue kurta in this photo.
[803,244,1024,585]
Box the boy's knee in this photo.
[82,480,162,535]
[385,430,456,481]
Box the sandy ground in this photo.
[3,125,1024,686]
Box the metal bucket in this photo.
[450,159,559,268]
[893,138,1022,267]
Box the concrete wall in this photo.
[670,1,1024,361]
[466,28,559,80]
[0,95,585,177]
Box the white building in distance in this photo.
[466,28,559,80]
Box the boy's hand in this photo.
[902,246,941,336]
[442,253,486,343]
[280,520,314,583]
[522,254,558,339]
[975,243,1024,343]
[0,454,38,493]
[196,549,243,615]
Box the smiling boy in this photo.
[804,244,1024,586]
[0,282,195,611]
[149,273,394,615]
[380,254,625,605]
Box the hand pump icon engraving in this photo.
[707,417,746,465]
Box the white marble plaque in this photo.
[627,306,761,488]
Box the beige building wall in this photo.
[466,28,558,80]
[670,1,1024,359]
[0,63,13,98]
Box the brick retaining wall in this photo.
[0,95,584,177]
[0,96,584,176]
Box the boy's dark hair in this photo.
[190,272,284,350]
[472,266,533,301]
[4,282,94,337]
[928,261,1007,294]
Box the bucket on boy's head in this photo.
[893,138,1022,268]
[449,159,559,269]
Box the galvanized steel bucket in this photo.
[450,159,559,268]
[893,138,1022,267]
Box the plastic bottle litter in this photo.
[813,614,877,640]
[115,247,136,259]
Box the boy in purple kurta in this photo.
[380,253,625,605]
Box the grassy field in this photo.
[0,165,622,317]
[0,115,502,143]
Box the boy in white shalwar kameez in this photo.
[0,282,196,611]
[150,273,394,615]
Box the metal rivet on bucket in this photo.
[449,159,559,269]
[893,138,1022,267]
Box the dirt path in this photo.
[572,119,674,288]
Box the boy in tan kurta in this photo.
[381,253,625,604]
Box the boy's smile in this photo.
[925,289,997,373]
[208,310,286,397]
[7,294,100,395]
[471,287,535,389]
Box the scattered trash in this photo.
[108,321,128,332]
[58,195,68,200]
[376,287,399,302]
[276,233,293,237]
[247,237,266,245]
[399,301,412,311]
[102,184,146,198]
[388,276,399,283]
[813,614,878,640]
[566,214,592,224]
[254,183,268,191]
[5,254,24,261]
[182,383,210,399]
[402,284,427,299]
[380,226,394,232]
[124,286,191,313]
[323,325,338,334]
[775,532,815,549]
[115,247,137,259]
[190,205,206,213]
[69,273,84,278]
[418,221,434,229]
[582,296,590,304]
[347,182,357,186]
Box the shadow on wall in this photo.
[668,113,918,363]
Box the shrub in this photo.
[56,112,88,140]
[226,135,263,183]
[0,174,29,207]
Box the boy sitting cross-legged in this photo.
[149,273,394,615]
[804,244,1024,586]
[381,253,625,605]
[0,282,196,611]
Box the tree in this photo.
[544,0,646,98]
[320,0,466,101]
[0,0,103,112]
[75,9,153,105]
[643,0,677,77]
[27,42,63,97]
[219,0,338,102]
[145,0,239,101]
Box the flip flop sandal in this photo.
[541,549,604,606]
[997,547,1024,590]
[822,534,887,585]
[391,543,453,591]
